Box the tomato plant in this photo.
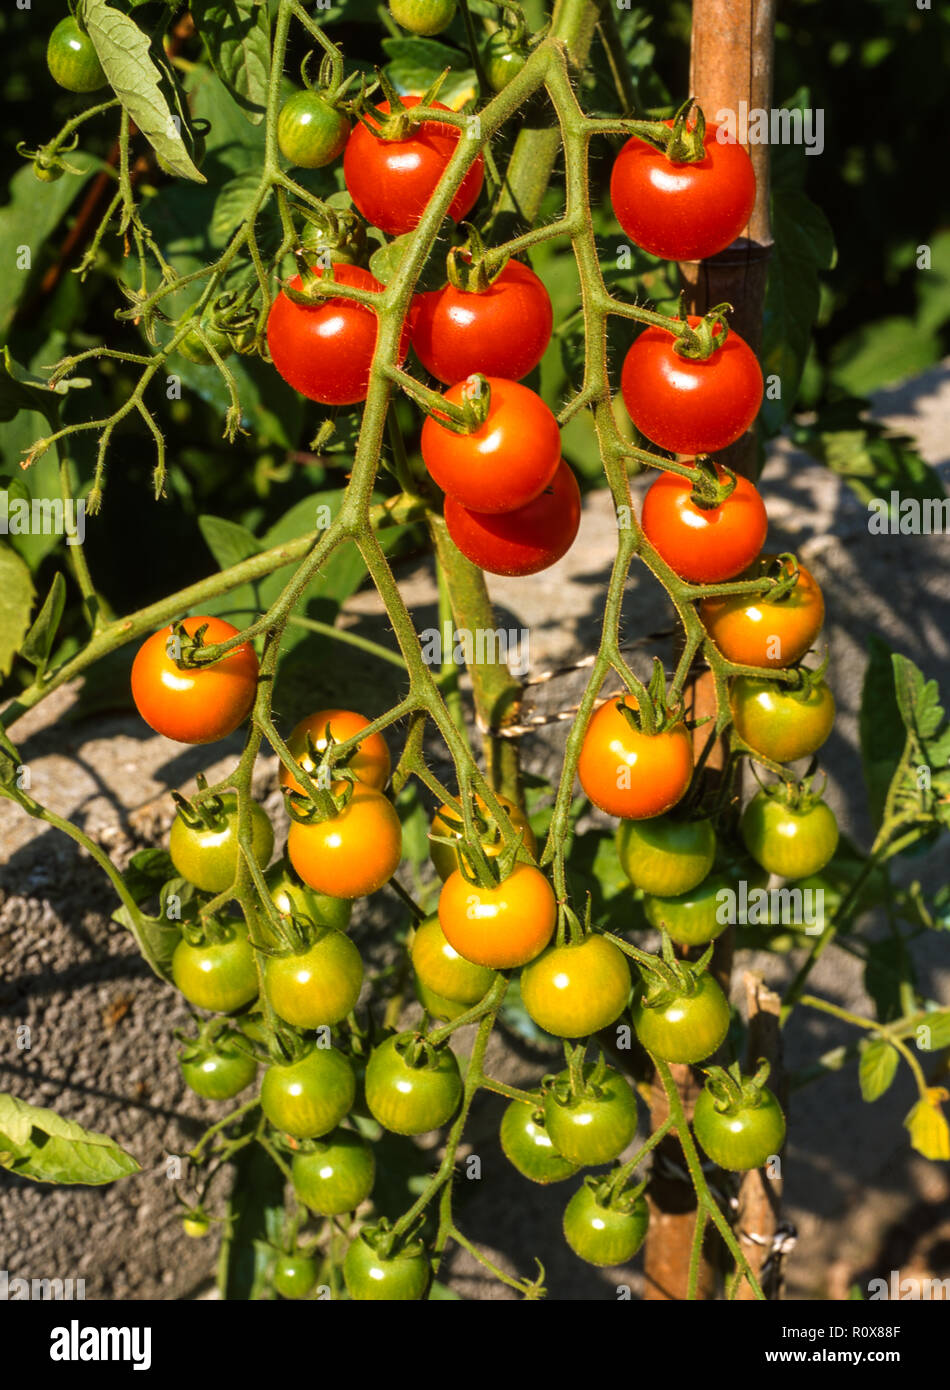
[343,1227,430,1301]
[428,793,536,881]
[389,0,457,37]
[642,870,733,947]
[631,966,731,1064]
[280,708,391,795]
[273,1254,319,1299]
[410,915,498,1004]
[178,1030,258,1100]
[692,1065,787,1172]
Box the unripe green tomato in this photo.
[273,1253,319,1299]
[730,675,835,764]
[693,1083,786,1171]
[170,925,259,1014]
[265,861,352,934]
[740,792,839,880]
[182,1214,210,1239]
[278,90,350,169]
[260,1048,356,1139]
[178,324,234,366]
[543,1065,638,1166]
[520,935,630,1038]
[169,793,274,893]
[291,1130,376,1215]
[631,973,731,1065]
[642,871,734,947]
[364,1035,462,1136]
[410,915,497,1004]
[563,1183,649,1267]
[414,976,469,1021]
[179,1040,258,1100]
[343,1231,429,1301]
[499,1097,580,1184]
[47,17,107,94]
[482,30,528,92]
[388,0,457,37]
[263,928,364,1029]
[616,815,716,897]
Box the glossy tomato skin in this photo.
[616,814,716,896]
[700,556,825,669]
[429,793,536,882]
[169,793,274,893]
[47,17,107,93]
[264,928,364,1028]
[641,468,768,584]
[277,90,350,168]
[131,616,258,745]
[438,863,556,969]
[412,260,553,384]
[643,871,733,947]
[693,1084,786,1171]
[171,925,258,1014]
[610,120,755,262]
[730,676,836,764]
[632,973,730,1064]
[483,31,527,91]
[410,915,497,1004]
[260,1047,356,1138]
[741,792,839,879]
[273,1255,318,1300]
[267,264,407,406]
[543,1066,638,1166]
[389,0,457,36]
[280,708,391,795]
[291,1130,376,1215]
[343,1231,429,1301]
[621,318,763,455]
[179,1039,257,1100]
[520,936,631,1038]
[563,1182,649,1267]
[364,1035,462,1135]
[344,97,484,237]
[182,1215,210,1238]
[445,458,581,576]
[287,785,402,899]
[265,860,352,934]
[500,1096,580,1184]
[421,377,560,513]
[578,695,693,820]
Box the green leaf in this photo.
[0,1094,140,1185]
[915,1011,950,1052]
[19,572,66,676]
[218,1143,286,1300]
[428,1280,462,1300]
[111,904,181,982]
[892,653,945,741]
[395,781,430,873]
[858,1038,899,1102]
[80,0,206,183]
[859,636,905,828]
[192,0,270,124]
[199,514,262,570]
[0,348,90,428]
[211,171,263,244]
[864,938,912,1025]
[0,542,35,678]
[381,37,476,106]
[792,402,945,508]
[0,160,101,336]
[370,225,452,292]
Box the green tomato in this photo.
[543,1065,638,1166]
[182,1214,210,1239]
[265,860,352,934]
[693,1081,786,1171]
[364,1034,462,1136]
[616,815,716,896]
[260,1047,356,1138]
[410,915,497,1005]
[414,976,470,1021]
[291,1130,376,1215]
[47,17,107,93]
[520,936,630,1038]
[730,675,835,764]
[482,30,528,92]
[264,928,363,1028]
[740,791,839,880]
[500,1096,580,1184]
[343,1228,429,1301]
[169,792,274,894]
[278,90,350,169]
[273,1253,319,1300]
[388,0,457,37]
[179,1037,257,1099]
[631,973,730,1065]
[563,1180,649,1267]
[171,924,258,1014]
[177,324,234,366]
[642,871,734,947]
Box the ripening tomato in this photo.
[364,1034,462,1136]
[631,973,731,1064]
[520,936,631,1038]
[700,555,825,669]
[577,695,693,820]
[260,1047,356,1138]
[563,1180,649,1267]
[642,871,733,947]
[730,675,835,764]
[344,96,484,237]
[171,924,259,1014]
[412,260,553,384]
[291,1130,376,1215]
[280,708,391,795]
[277,90,350,169]
[179,1036,258,1100]
[693,1080,786,1171]
[610,120,756,262]
[444,458,581,576]
[421,377,560,513]
[389,0,457,37]
[287,784,402,899]
[438,863,556,969]
[740,791,839,879]
[499,1096,580,1184]
[169,792,274,893]
[616,814,716,896]
[482,30,528,91]
[410,915,498,1004]
[429,793,536,881]
[543,1065,638,1166]
[131,616,258,745]
[267,264,408,406]
[620,318,763,455]
[264,928,364,1028]
[641,467,768,584]
[343,1229,430,1301]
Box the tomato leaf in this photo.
[0,162,101,336]
[790,401,945,508]
[0,542,35,679]
[191,0,270,125]
[199,515,262,570]
[210,171,263,245]
[370,225,452,292]
[858,1038,899,1103]
[218,1143,287,1300]
[381,37,476,107]
[914,1011,950,1053]
[859,636,906,829]
[0,1094,139,1185]
[111,903,181,981]
[863,937,912,1025]
[19,572,67,678]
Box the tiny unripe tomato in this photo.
[287,785,403,899]
[740,791,839,880]
[631,973,730,1064]
[500,1096,580,1184]
[260,1047,356,1139]
[730,675,836,764]
[520,936,631,1038]
[47,16,107,93]
[578,695,693,820]
[291,1130,375,1215]
[178,324,233,365]
[278,90,350,168]
[131,616,258,745]
[273,1253,319,1299]
[642,871,733,947]
[543,1066,638,1166]
[33,160,64,183]
[264,928,364,1029]
[438,863,557,969]
[179,1038,257,1100]
[482,30,528,91]
[171,925,258,1014]
[563,1181,649,1267]
[616,814,716,897]
[693,1081,786,1171]
[364,1034,462,1136]
[700,556,825,669]
[642,468,768,584]
[265,861,352,934]
[343,1230,429,1301]
[169,793,274,893]
[389,0,457,35]
[281,708,391,795]
[429,793,536,882]
[182,1214,210,1239]
[412,260,553,384]
[444,457,582,577]
[410,915,498,1004]
[414,978,470,1020]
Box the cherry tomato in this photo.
[267,264,408,406]
[280,708,391,795]
[169,793,274,893]
[343,1228,430,1301]
[410,915,498,1004]
[740,791,839,879]
[182,1214,210,1239]
[500,1095,580,1184]
[693,1079,786,1171]
[131,616,258,745]
[543,1065,638,1165]
[171,925,258,1014]
[47,16,107,93]
[563,1180,649,1267]
[730,675,835,764]
[178,323,233,366]
[179,1036,257,1100]
[577,695,693,820]
[631,973,730,1064]
[287,785,403,899]
[482,31,528,91]
[438,863,556,969]
[445,458,581,576]
[365,1034,462,1136]
[389,0,457,35]
[616,814,716,896]
[520,936,631,1038]
[429,793,536,882]
[700,555,825,669]
[414,978,470,1020]
[264,928,364,1028]
[610,119,756,262]
[642,871,733,947]
[278,90,350,168]
[265,860,352,934]
[641,467,768,584]
[621,318,763,455]
[344,96,484,237]
[421,377,560,513]
[412,260,552,384]
[273,1254,318,1299]
[260,1046,356,1138]
[291,1130,376,1215]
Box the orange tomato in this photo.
[700,556,825,669]
[281,709,391,795]
[577,694,693,820]
[429,793,536,881]
[130,616,258,745]
[287,784,402,899]
[438,863,556,969]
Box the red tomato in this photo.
[577,694,693,820]
[421,377,560,513]
[641,467,768,584]
[411,260,553,383]
[444,458,581,576]
[620,317,763,455]
[343,96,484,237]
[131,616,258,745]
[267,263,408,405]
[610,120,756,262]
